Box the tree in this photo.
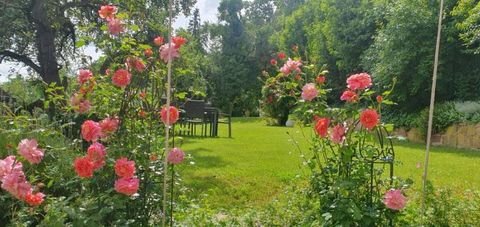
[0,0,195,85]
[207,0,260,116]
[363,0,480,112]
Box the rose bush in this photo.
[263,51,410,225]
[0,4,188,225]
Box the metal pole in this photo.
[422,0,444,217]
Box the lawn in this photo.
[178,118,480,209]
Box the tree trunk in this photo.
[31,0,60,84]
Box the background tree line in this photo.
[1,0,480,116]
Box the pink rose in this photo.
[114,158,136,178]
[167,148,185,165]
[108,18,124,36]
[277,52,286,60]
[330,124,346,144]
[25,192,45,206]
[172,36,187,48]
[1,171,32,200]
[154,36,164,46]
[346,73,372,91]
[112,69,131,88]
[17,139,44,164]
[384,189,407,210]
[314,117,329,138]
[340,90,358,103]
[360,109,379,130]
[160,106,180,125]
[86,142,106,170]
[100,117,120,136]
[81,120,102,142]
[301,83,318,101]
[70,93,91,113]
[114,177,139,196]
[0,156,23,181]
[159,43,180,63]
[126,57,146,72]
[78,69,93,84]
[280,58,302,75]
[98,5,117,20]
[74,156,95,178]
[270,59,277,65]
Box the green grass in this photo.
[177,118,480,209]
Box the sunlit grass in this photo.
[178,118,480,209]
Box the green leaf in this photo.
[75,39,86,48]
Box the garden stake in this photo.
[170,165,175,226]
[162,0,174,225]
[422,0,444,220]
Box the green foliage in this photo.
[416,102,463,137]
[400,183,480,226]
[452,0,480,53]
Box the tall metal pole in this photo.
[422,0,444,216]
[162,0,174,225]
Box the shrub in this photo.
[416,102,463,137]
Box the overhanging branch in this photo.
[0,50,41,73]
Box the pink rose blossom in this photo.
[1,171,32,200]
[301,83,318,101]
[98,5,117,20]
[160,106,180,125]
[172,36,187,48]
[78,69,93,84]
[0,156,23,181]
[100,117,120,136]
[108,18,124,35]
[331,124,346,144]
[280,58,302,75]
[112,69,131,88]
[167,148,185,165]
[153,36,164,46]
[86,142,106,170]
[25,192,45,206]
[114,177,139,196]
[70,93,91,113]
[159,43,180,63]
[346,73,372,91]
[270,59,277,65]
[17,139,44,164]
[316,75,326,84]
[126,57,146,72]
[78,100,91,113]
[384,189,407,210]
[340,90,358,103]
[360,109,380,130]
[114,158,136,178]
[81,120,102,142]
[74,156,95,178]
[314,117,329,138]
[277,52,286,60]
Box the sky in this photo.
[0,0,221,83]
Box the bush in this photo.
[416,102,463,137]
[399,183,480,226]
[454,101,480,124]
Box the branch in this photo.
[0,50,41,73]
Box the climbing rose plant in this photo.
[263,51,409,225]
[0,4,187,225]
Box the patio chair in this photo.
[217,111,232,138]
[182,100,207,136]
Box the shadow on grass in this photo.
[393,141,480,159]
[187,148,231,169]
